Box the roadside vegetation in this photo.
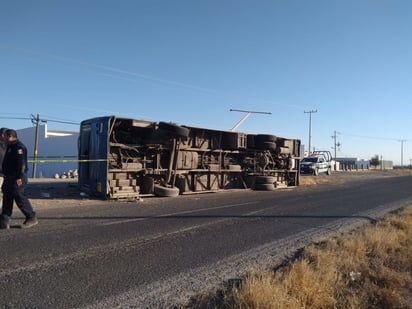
[188,204,412,308]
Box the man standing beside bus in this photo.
[0,129,37,229]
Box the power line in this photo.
[45,119,80,125]
[339,132,411,142]
[338,132,411,166]
[0,116,33,121]
[0,114,79,178]
[0,115,79,125]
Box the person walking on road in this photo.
[0,129,38,229]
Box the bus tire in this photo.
[253,183,275,191]
[159,122,190,138]
[255,176,276,184]
[254,134,276,149]
[154,185,180,197]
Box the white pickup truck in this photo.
[300,151,332,176]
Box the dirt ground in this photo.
[25,169,412,209]
[25,178,100,208]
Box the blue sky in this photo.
[1,0,411,165]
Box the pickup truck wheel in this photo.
[313,168,319,176]
[326,168,331,175]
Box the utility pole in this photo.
[230,109,272,132]
[399,139,406,167]
[331,130,341,160]
[31,114,40,178]
[31,114,47,178]
[0,114,78,178]
[304,110,317,155]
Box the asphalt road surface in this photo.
[0,173,411,308]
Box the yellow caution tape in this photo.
[28,159,108,163]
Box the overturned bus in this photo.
[78,116,301,199]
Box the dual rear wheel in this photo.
[253,175,276,191]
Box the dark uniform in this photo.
[0,142,5,174]
[1,138,36,220]
[0,137,6,206]
[0,127,6,176]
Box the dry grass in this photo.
[299,169,412,187]
[188,205,412,309]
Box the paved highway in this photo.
[0,173,411,308]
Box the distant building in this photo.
[335,157,393,170]
[335,157,370,170]
[374,160,394,170]
[16,125,79,178]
